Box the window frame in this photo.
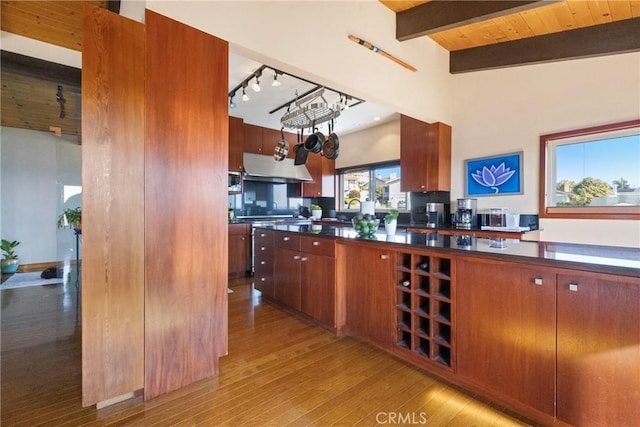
[539,119,640,220]
[337,161,410,213]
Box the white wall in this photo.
[450,53,640,247]
[336,118,400,169]
[1,127,81,264]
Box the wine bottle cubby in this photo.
[394,250,455,370]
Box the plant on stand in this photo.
[384,209,399,235]
[1,239,20,274]
[57,207,82,230]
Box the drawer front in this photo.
[301,236,335,257]
[275,232,301,250]
[254,250,274,272]
[254,228,275,245]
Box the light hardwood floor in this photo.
[1,276,533,426]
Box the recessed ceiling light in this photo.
[373,117,380,121]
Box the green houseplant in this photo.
[57,207,82,229]
[310,204,323,219]
[1,239,20,273]
[384,209,399,235]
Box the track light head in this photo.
[272,71,281,87]
[242,86,250,101]
[251,76,261,92]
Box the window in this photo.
[339,162,410,211]
[540,120,640,219]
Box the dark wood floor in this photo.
[1,277,531,426]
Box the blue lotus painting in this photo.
[465,152,523,196]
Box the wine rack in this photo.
[395,251,455,370]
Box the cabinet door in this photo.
[228,116,244,172]
[557,273,640,426]
[228,224,249,276]
[301,254,335,328]
[301,152,322,197]
[456,259,555,415]
[400,115,451,192]
[345,244,394,347]
[243,123,263,154]
[274,247,302,310]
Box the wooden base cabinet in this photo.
[228,224,250,277]
[342,243,395,347]
[456,259,556,416]
[272,231,336,327]
[253,229,275,299]
[556,272,640,427]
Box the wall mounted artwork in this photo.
[465,151,523,196]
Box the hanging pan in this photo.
[322,120,340,160]
[294,128,308,165]
[303,121,325,154]
[273,127,289,161]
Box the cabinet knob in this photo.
[301,256,308,262]
[260,261,266,265]
[260,246,266,251]
[293,255,301,260]
[312,241,320,246]
[283,236,290,241]
[534,277,543,286]
[260,277,266,282]
[260,233,266,237]
[420,185,425,189]
[569,283,578,292]
[380,254,389,260]
[240,237,245,241]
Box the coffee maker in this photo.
[426,203,445,228]
[455,198,477,229]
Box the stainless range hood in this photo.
[242,152,312,183]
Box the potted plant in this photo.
[384,209,399,235]
[310,204,323,219]
[1,239,20,274]
[57,207,82,230]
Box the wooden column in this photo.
[81,5,145,407]
[144,10,229,400]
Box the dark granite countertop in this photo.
[257,224,640,278]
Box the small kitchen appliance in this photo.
[426,203,445,228]
[455,198,477,229]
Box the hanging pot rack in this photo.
[280,88,341,130]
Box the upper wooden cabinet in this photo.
[229,116,244,172]
[298,154,336,198]
[400,115,451,192]
[243,123,263,154]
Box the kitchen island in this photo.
[254,224,639,427]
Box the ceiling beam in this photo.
[450,17,640,73]
[396,0,557,41]
[1,51,81,87]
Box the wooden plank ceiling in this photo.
[0,1,112,137]
[381,0,640,72]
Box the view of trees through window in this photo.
[550,133,640,208]
[340,163,409,211]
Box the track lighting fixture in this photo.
[242,85,250,101]
[272,71,281,87]
[229,97,236,109]
[251,75,261,92]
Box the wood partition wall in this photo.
[82,7,145,407]
[82,6,228,406]
[144,10,229,400]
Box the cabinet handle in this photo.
[312,241,320,246]
[568,283,578,292]
[301,256,308,262]
[240,237,245,241]
[534,277,543,286]
[260,277,266,282]
[260,247,266,251]
[380,254,389,260]
[260,233,266,237]
[260,261,266,265]
[283,236,290,241]
[420,185,425,189]
[293,255,301,260]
